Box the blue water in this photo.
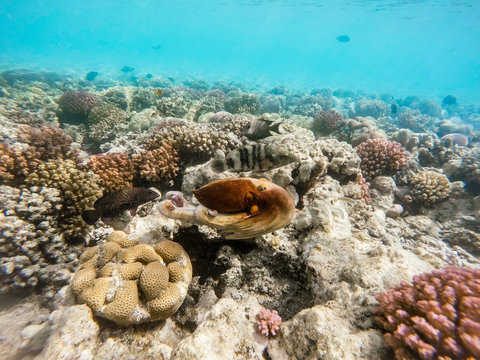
[1,0,480,101]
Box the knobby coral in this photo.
[257,308,282,337]
[159,178,295,239]
[375,266,480,360]
[71,231,192,325]
[312,110,343,136]
[25,159,102,241]
[0,142,29,183]
[404,171,451,205]
[87,104,130,143]
[58,91,99,123]
[355,139,407,180]
[132,144,180,185]
[87,153,135,192]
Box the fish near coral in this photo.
[82,187,159,225]
[211,144,297,173]
[159,178,295,239]
[243,117,284,140]
[440,133,469,146]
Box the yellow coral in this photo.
[71,231,192,325]
[405,171,451,205]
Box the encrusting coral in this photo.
[257,308,282,337]
[159,177,295,239]
[404,171,451,205]
[86,153,135,192]
[355,138,407,180]
[375,266,480,360]
[71,231,192,325]
[25,159,102,241]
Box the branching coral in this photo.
[132,144,180,185]
[355,139,407,180]
[25,159,102,241]
[86,153,135,192]
[71,231,192,325]
[404,171,451,205]
[0,142,29,183]
[375,266,480,360]
[87,104,130,143]
[257,309,282,337]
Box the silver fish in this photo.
[211,144,297,173]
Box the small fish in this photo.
[336,35,350,43]
[85,71,99,81]
[153,88,164,97]
[81,188,159,225]
[146,73,153,79]
[212,144,297,173]
[442,95,457,106]
[440,133,469,146]
[243,117,284,140]
[390,103,398,114]
[121,66,135,73]
[152,44,163,50]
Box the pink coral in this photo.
[86,153,135,192]
[375,266,480,360]
[58,91,99,116]
[355,138,407,180]
[257,308,282,337]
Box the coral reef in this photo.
[86,153,135,192]
[25,159,102,241]
[87,104,130,143]
[57,91,99,123]
[224,91,261,114]
[257,308,282,337]
[355,139,407,180]
[311,109,343,136]
[375,266,480,360]
[71,231,192,325]
[132,144,180,185]
[354,99,390,118]
[404,170,451,205]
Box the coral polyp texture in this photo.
[404,171,451,205]
[132,144,180,185]
[0,142,29,183]
[311,109,343,136]
[71,231,192,325]
[257,309,282,337]
[87,104,130,142]
[86,153,135,192]
[57,91,99,122]
[355,139,407,180]
[375,266,480,360]
[25,159,102,241]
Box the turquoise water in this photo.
[1,0,480,101]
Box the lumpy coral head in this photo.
[375,266,480,360]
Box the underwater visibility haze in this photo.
[1,1,480,360]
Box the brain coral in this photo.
[132,144,180,185]
[86,153,135,192]
[25,159,102,241]
[375,266,480,360]
[404,171,451,205]
[355,139,407,180]
[71,231,192,325]
[58,91,99,123]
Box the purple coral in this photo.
[355,139,407,180]
[257,308,282,337]
[58,91,99,121]
[312,109,343,135]
[375,266,480,360]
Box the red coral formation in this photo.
[375,266,480,360]
[132,144,180,185]
[86,153,135,192]
[355,139,407,180]
[257,308,282,337]
[58,91,99,116]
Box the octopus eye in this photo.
[257,185,267,191]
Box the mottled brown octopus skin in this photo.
[192,178,263,213]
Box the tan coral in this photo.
[132,144,179,185]
[86,153,135,192]
[71,230,192,325]
[405,170,451,205]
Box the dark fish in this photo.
[167,77,175,83]
[121,66,135,73]
[146,73,153,79]
[85,71,99,81]
[336,35,350,43]
[243,117,284,140]
[81,188,159,225]
[211,144,297,173]
[152,44,163,50]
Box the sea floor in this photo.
[0,68,479,359]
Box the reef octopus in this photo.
[159,178,295,239]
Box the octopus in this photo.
[158,178,295,239]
